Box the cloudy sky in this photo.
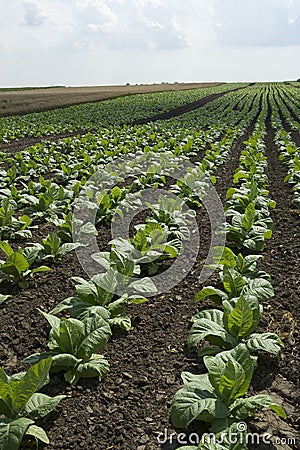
[1,0,299,86]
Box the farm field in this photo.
[0,83,223,118]
[0,82,299,450]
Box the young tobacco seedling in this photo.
[0,358,65,449]
[111,222,181,275]
[195,264,274,306]
[223,202,273,252]
[0,199,33,241]
[188,295,283,356]
[23,311,111,385]
[0,241,50,289]
[171,344,286,433]
[50,269,148,331]
[210,246,271,281]
[146,195,195,240]
[34,232,83,261]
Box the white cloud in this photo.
[0,0,299,86]
[22,1,46,27]
[213,0,300,46]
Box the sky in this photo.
[0,0,300,86]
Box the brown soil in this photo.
[0,83,223,118]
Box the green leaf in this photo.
[76,315,111,359]
[43,233,61,256]
[246,333,284,356]
[195,287,228,305]
[0,418,34,450]
[111,186,122,201]
[133,230,148,251]
[0,294,10,305]
[0,241,14,257]
[188,310,236,350]
[31,266,51,274]
[50,354,81,372]
[224,296,254,339]
[108,316,131,331]
[26,424,49,444]
[171,381,230,428]
[107,296,128,317]
[70,302,110,321]
[242,278,274,301]
[241,202,256,232]
[65,354,109,385]
[1,253,29,275]
[222,267,245,297]
[212,247,237,267]
[49,297,73,315]
[24,393,65,420]
[130,277,157,294]
[205,345,254,405]
[231,394,286,420]
[0,358,52,417]
[54,318,84,355]
[57,243,82,257]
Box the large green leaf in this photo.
[70,302,110,321]
[206,355,245,406]
[24,393,65,420]
[0,358,52,417]
[223,296,254,339]
[0,418,34,450]
[231,394,286,419]
[246,333,283,356]
[195,287,228,305]
[242,278,274,301]
[171,383,230,428]
[76,315,111,359]
[181,372,213,388]
[65,354,109,385]
[55,318,84,355]
[205,345,254,405]
[188,311,236,350]
[222,267,245,297]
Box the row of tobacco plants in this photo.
[169,91,289,450]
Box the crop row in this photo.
[269,88,300,210]
[0,83,248,143]
[168,91,287,450]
